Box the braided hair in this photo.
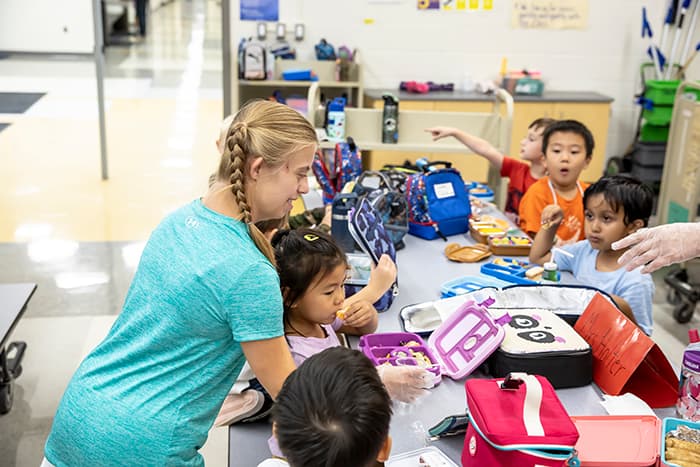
[216,100,317,264]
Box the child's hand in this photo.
[540,204,564,230]
[424,126,455,141]
[369,254,397,293]
[320,204,332,228]
[341,300,377,328]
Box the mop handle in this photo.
[665,0,693,79]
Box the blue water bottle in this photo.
[326,97,346,141]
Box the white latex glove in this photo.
[377,365,434,403]
[612,223,700,273]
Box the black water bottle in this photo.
[331,192,358,254]
[382,93,399,144]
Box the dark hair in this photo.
[255,217,287,235]
[542,119,595,157]
[271,228,347,317]
[272,347,392,467]
[528,117,557,133]
[583,175,654,227]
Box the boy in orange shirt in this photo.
[426,118,555,224]
[519,120,594,245]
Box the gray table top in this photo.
[0,283,36,349]
[364,89,614,103]
[228,220,671,466]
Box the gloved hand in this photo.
[377,365,435,403]
[612,222,700,273]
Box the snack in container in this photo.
[662,417,700,467]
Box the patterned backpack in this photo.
[352,170,409,250]
[311,137,362,204]
[346,197,398,311]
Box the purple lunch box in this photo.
[359,299,509,382]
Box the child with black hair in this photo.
[216,229,425,427]
[258,347,393,467]
[426,117,556,223]
[529,175,655,335]
[519,119,595,244]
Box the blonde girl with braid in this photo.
[44,100,318,467]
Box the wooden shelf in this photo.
[232,54,363,113]
[319,140,471,153]
[312,92,514,198]
[239,80,361,88]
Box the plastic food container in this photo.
[359,331,443,385]
[281,69,318,81]
[662,417,700,467]
[440,275,509,298]
[480,262,537,285]
[469,221,506,244]
[571,415,660,466]
[400,294,471,336]
[488,235,532,256]
[386,446,458,466]
[466,182,495,202]
[362,298,508,383]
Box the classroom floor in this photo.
[0,2,696,466]
[0,1,229,465]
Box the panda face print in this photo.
[508,313,566,345]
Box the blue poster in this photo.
[240,0,279,21]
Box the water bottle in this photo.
[678,329,700,420]
[326,97,346,141]
[542,262,559,282]
[331,193,358,253]
[382,93,399,144]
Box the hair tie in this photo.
[304,233,319,242]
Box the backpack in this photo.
[269,41,296,60]
[405,161,471,240]
[311,137,362,204]
[346,197,398,311]
[314,38,336,60]
[352,171,409,250]
[240,39,267,80]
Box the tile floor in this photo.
[0,2,698,466]
[0,1,229,465]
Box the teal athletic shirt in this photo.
[45,199,284,466]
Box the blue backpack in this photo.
[314,39,336,60]
[405,161,471,240]
[311,138,362,204]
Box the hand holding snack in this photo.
[340,300,376,328]
[540,204,564,231]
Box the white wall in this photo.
[0,0,95,54]
[232,0,700,162]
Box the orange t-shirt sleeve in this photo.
[518,179,550,235]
